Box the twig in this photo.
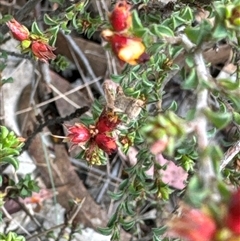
[95,156,121,203]
[1,206,32,237]
[194,49,215,183]
[68,44,95,101]
[0,49,32,60]
[180,34,215,186]
[220,140,240,170]
[68,197,86,224]
[61,31,104,96]
[26,223,65,241]
[0,77,101,120]
[48,83,82,109]
[56,197,86,241]
[15,199,43,230]
[70,157,122,183]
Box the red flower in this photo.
[64,123,91,149]
[31,40,56,62]
[168,206,217,241]
[226,189,240,234]
[109,0,132,32]
[102,30,149,65]
[6,18,30,41]
[95,133,117,155]
[96,109,120,133]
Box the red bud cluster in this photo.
[168,206,216,241]
[226,189,240,234]
[109,0,132,32]
[6,19,30,41]
[64,123,91,150]
[6,18,56,62]
[31,40,56,62]
[65,109,120,164]
[167,188,240,241]
[102,0,149,65]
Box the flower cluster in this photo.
[6,19,56,62]
[167,188,240,241]
[64,109,120,165]
[225,3,240,27]
[101,0,149,65]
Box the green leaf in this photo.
[159,186,170,200]
[180,6,194,21]
[185,176,209,207]
[214,4,226,20]
[107,190,123,201]
[0,126,9,139]
[132,10,143,29]
[121,220,135,230]
[167,101,178,111]
[124,202,135,216]
[20,187,29,198]
[97,227,113,236]
[1,77,13,85]
[185,26,200,44]
[171,46,184,59]
[2,147,20,156]
[110,74,125,83]
[182,68,198,89]
[66,12,74,20]
[219,78,239,90]
[229,95,240,111]
[233,112,240,125]
[0,14,12,24]
[111,229,120,241]
[72,13,79,29]
[212,23,228,39]
[107,212,118,227]
[185,55,194,68]
[31,22,44,36]
[118,179,129,190]
[152,226,168,236]
[142,77,154,89]
[153,234,162,241]
[217,181,231,201]
[49,35,57,46]
[0,63,7,72]
[185,20,212,45]
[171,15,186,29]
[44,14,58,26]
[151,24,174,37]
[186,108,196,121]
[0,50,8,59]
[204,109,232,129]
[0,156,19,170]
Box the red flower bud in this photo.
[6,18,30,41]
[109,0,132,32]
[31,40,56,62]
[64,123,91,148]
[95,133,117,155]
[226,189,240,234]
[168,206,217,241]
[96,109,120,133]
[102,30,148,65]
